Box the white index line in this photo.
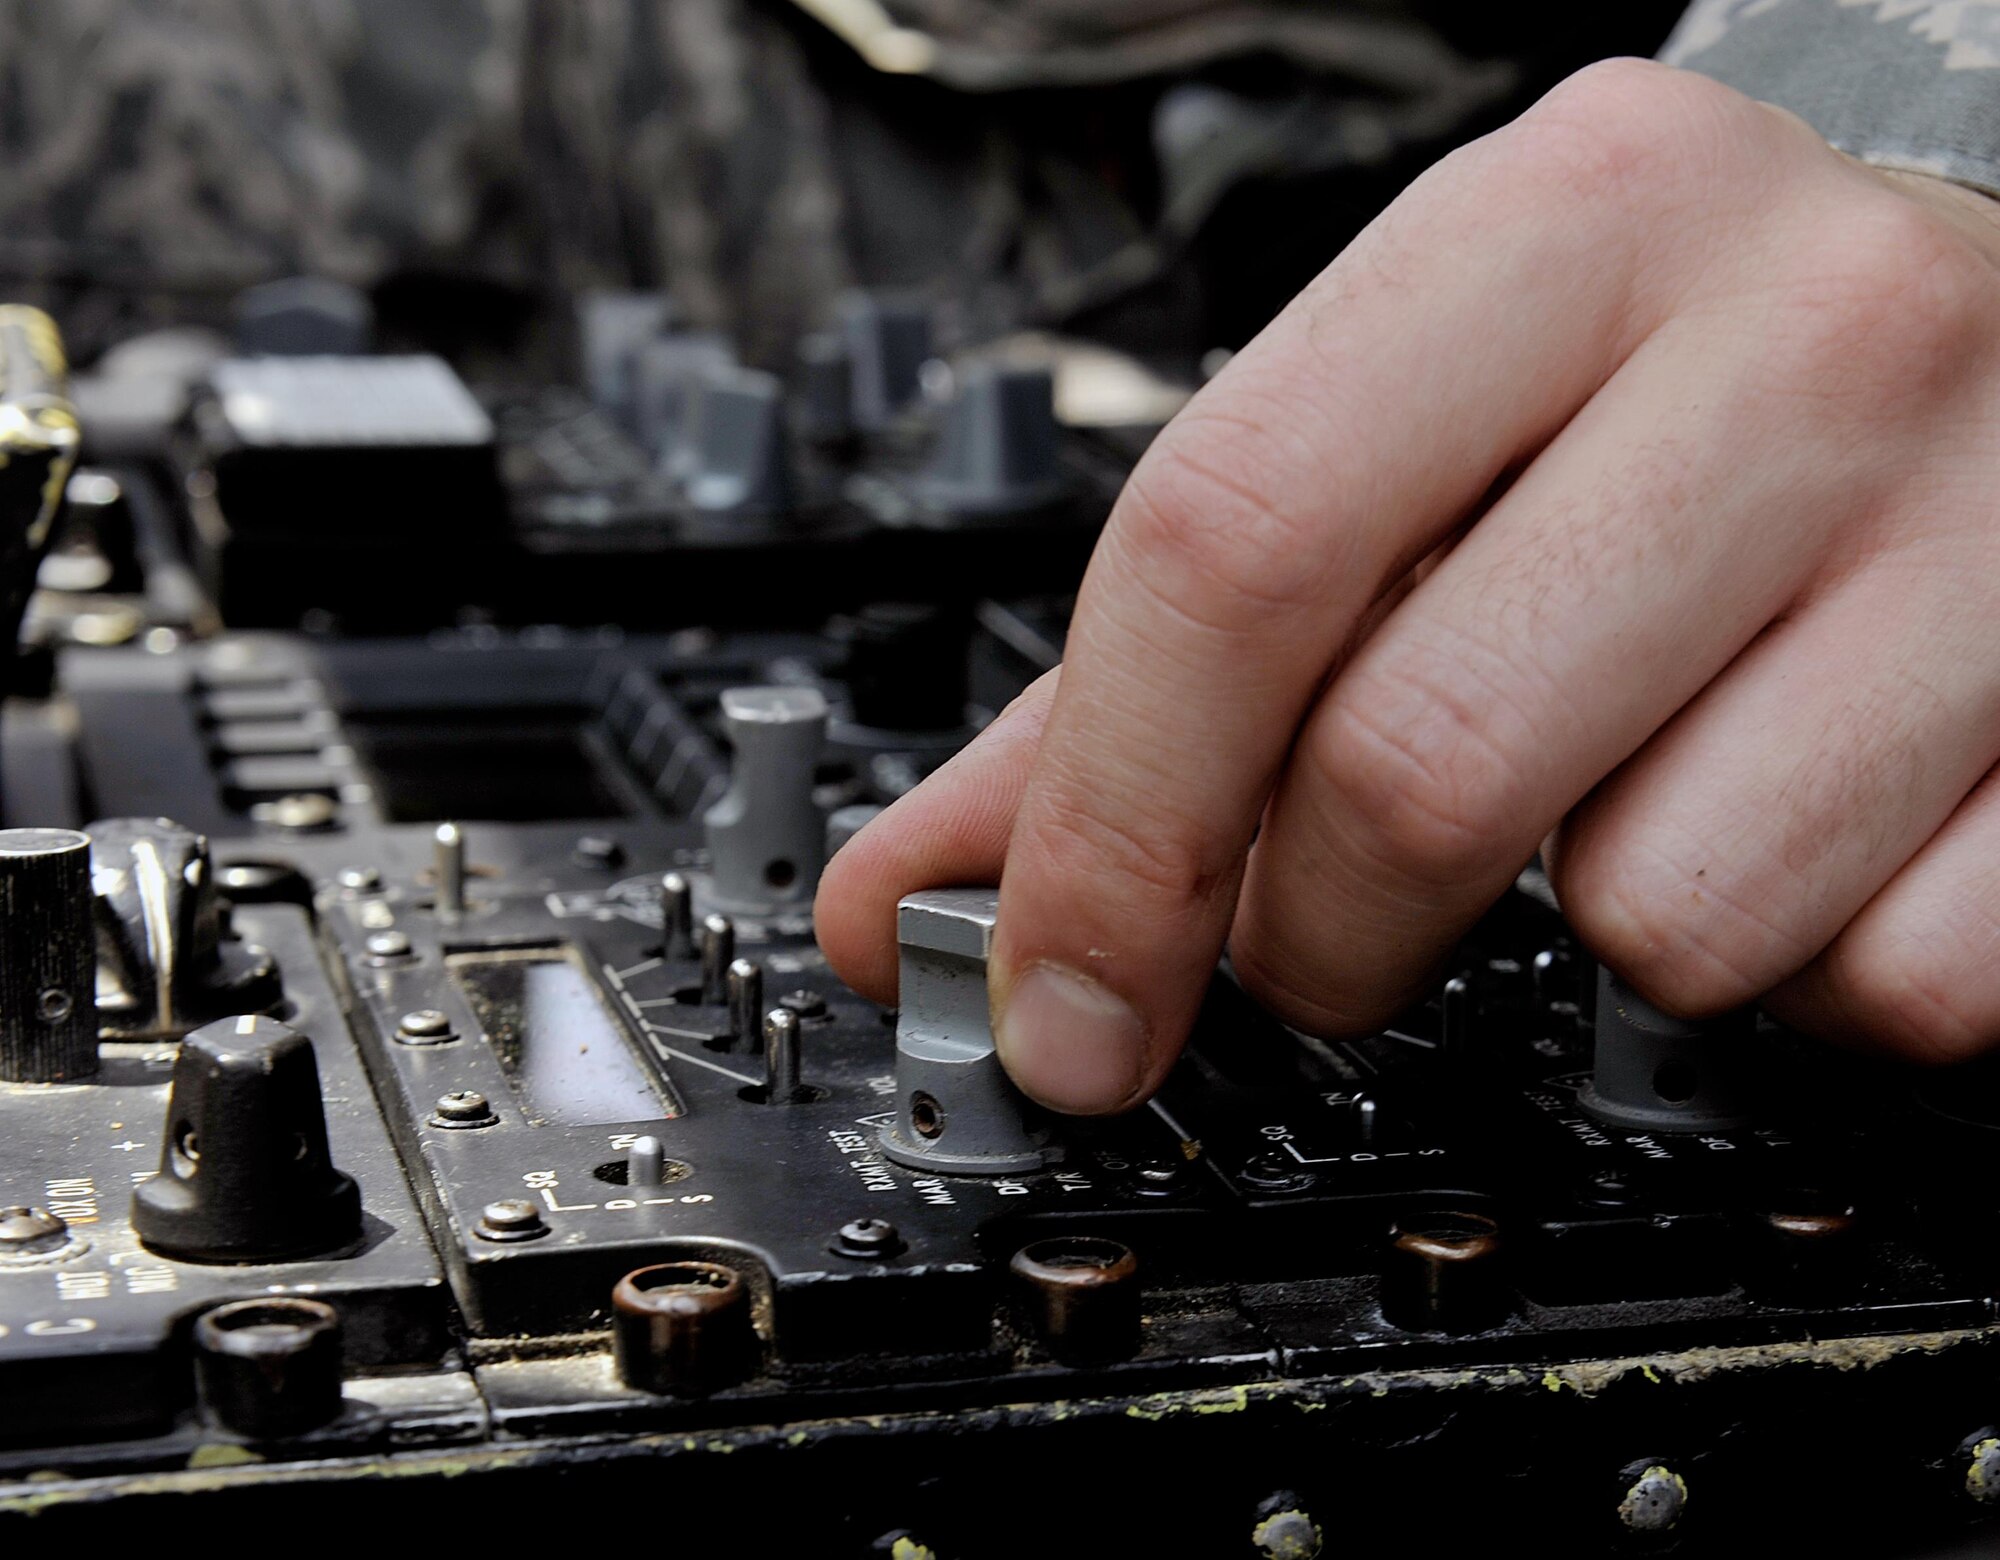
[646,1037,761,1088]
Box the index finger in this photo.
[989,62,1733,1113]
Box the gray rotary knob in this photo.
[879,887,1051,1174]
[702,686,828,916]
[1577,966,1757,1133]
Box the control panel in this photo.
[0,299,1996,1557]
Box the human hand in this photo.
[816,58,2000,1113]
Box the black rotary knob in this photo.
[0,827,97,1082]
[131,1015,361,1261]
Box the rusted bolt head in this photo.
[612,1261,757,1396]
[1380,1210,1509,1332]
[1009,1235,1141,1365]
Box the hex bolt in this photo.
[612,1261,757,1396]
[475,1198,549,1243]
[659,871,694,959]
[194,1297,344,1439]
[1380,1211,1510,1333]
[1616,1462,1688,1534]
[831,1217,905,1259]
[699,913,734,1005]
[433,822,466,919]
[428,1090,496,1129]
[395,1008,455,1045]
[764,1007,801,1102]
[364,930,413,965]
[1009,1235,1142,1365]
[727,958,763,1051]
[0,1205,69,1258]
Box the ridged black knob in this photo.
[131,1015,360,1261]
[0,827,97,1082]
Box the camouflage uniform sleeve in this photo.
[1661,2,2000,197]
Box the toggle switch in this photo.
[90,816,278,1038]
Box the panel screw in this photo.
[257,793,338,832]
[429,1090,496,1129]
[1579,1169,1638,1208]
[1239,1151,1314,1193]
[779,988,828,1019]
[1127,1156,1189,1198]
[0,1205,69,1256]
[337,867,382,893]
[475,1199,547,1242]
[396,1008,455,1044]
[1616,1462,1688,1533]
[364,930,413,965]
[831,1217,905,1259]
[572,834,625,870]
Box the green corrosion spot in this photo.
[1965,1436,2000,1502]
[187,1445,262,1469]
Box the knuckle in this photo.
[1309,668,1530,886]
[1770,198,1990,397]
[1025,770,1231,914]
[1111,413,1341,629]
[1229,937,1385,1039]
[1498,58,1730,211]
[1559,836,1778,1017]
[1819,932,1987,1063]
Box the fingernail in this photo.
[995,961,1148,1115]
